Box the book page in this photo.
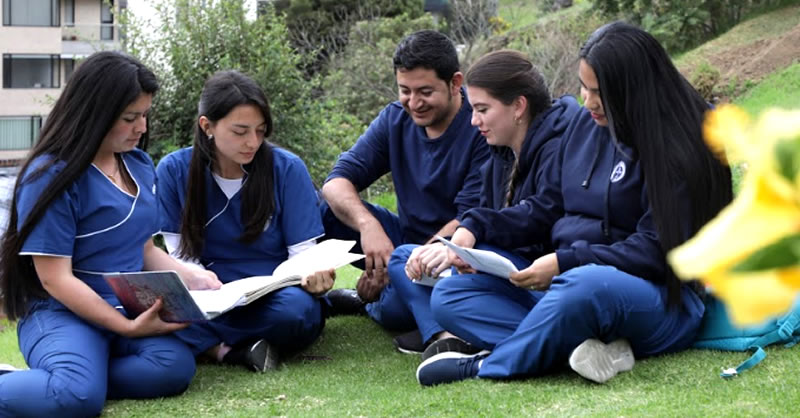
[435,236,519,279]
[273,239,365,279]
[188,286,245,317]
[413,268,453,287]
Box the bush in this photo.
[124,0,361,184]
[690,60,721,102]
[588,0,796,53]
[321,13,440,126]
[274,0,423,75]
[471,7,604,98]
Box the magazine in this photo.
[104,239,364,322]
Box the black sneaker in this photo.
[324,288,366,317]
[421,337,487,361]
[416,351,486,386]
[393,329,426,354]
[223,339,279,372]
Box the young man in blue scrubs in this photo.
[321,30,490,341]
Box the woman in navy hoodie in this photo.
[416,22,733,385]
[386,50,579,357]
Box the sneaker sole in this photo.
[395,346,424,355]
[568,339,634,384]
[249,340,279,373]
[416,351,486,385]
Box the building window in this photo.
[63,58,75,83]
[0,116,42,150]
[64,0,74,26]
[2,54,61,89]
[2,0,60,27]
[101,0,114,41]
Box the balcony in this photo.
[61,24,122,57]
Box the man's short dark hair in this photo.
[393,30,460,83]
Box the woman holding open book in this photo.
[415,22,733,386]
[0,51,221,416]
[156,70,335,373]
[385,50,580,358]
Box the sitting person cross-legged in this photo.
[416,22,733,386]
[386,50,580,357]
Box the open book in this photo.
[433,235,518,279]
[104,239,364,322]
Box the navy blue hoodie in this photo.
[477,95,580,261]
[461,107,682,281]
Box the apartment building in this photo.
[0,0,125,163]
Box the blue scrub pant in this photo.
[0,298,195,418]
[388,244,533,344]
[431,264,705,379]
[177,286,324,356]
[320,199,415,331]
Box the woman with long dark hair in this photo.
[416,21,732,385]
[157,70,334,372]
[386,50,579,356]
[0,51,220,415]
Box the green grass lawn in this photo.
[3,268,800,416]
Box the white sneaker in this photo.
[569,339,635,383]
[0,364,22,376]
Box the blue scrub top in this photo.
[17,149,160,299]
[156,146,324,282]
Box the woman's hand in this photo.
[302,268,336,296]
[124,298,189,337]
[447,228,477,274]
[405,243,450,280]
[181,267,222,290]
[509,253,560,290]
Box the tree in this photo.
[274,0,423,75]
[322,13,440,126]
[123,0,362,184]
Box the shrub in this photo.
[690,60,721,102]
[124,0,361,184]
[321,13,440,126]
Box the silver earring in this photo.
[208,134,214,140]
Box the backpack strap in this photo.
[720,347,767,378]
[720,308,800,379]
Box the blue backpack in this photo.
[692,296,800,378]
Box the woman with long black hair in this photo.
[157,70,334,372]
[416,21,732,385]
[0,51,220,415]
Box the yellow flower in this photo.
[668,105,800,325]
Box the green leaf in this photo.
[774,136,800,183]
[731,233,800,272]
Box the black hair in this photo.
[393,30,460,83]
[178,70,275,260]
[580,21,733,306]
[0,51,159,319]
[466,49,552,207]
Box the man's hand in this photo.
[405,243,450,280]
[301,268,336,296]
[124,298,189,337]
[509,253,560,290]
[359,219,394,279]
[356,270,388,302]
